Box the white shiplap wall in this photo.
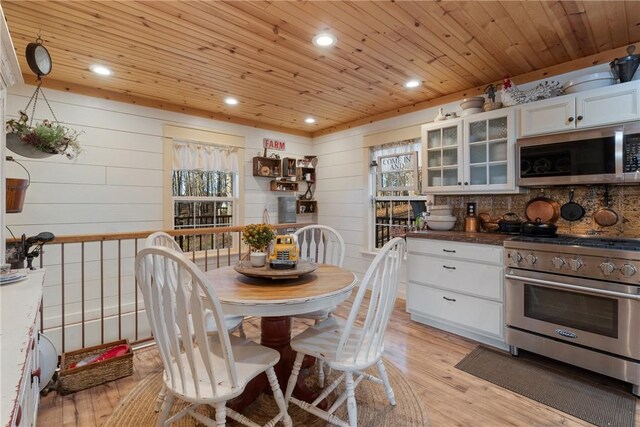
[4,84,311,351]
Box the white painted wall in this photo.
[4,84,312,351]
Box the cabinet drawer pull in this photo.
[15,404,22,426]
[442,249,456,253]
[31,367,41,381]
[442,296,457,302]
[442,265,456,270]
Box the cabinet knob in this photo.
[31,367,41,381]
[577,115,583,121]
[457,181,462,185]
[464,181,469,185]
[568,116,574,122]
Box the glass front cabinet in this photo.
[422,109,517,194]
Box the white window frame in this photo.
[368,138,431,251]
[163,124,245,252]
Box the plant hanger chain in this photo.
[23,80,60,128]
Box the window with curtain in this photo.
[172,142,239,252]
[370,138,428,249]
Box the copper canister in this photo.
[464,216,480,232]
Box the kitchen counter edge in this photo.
[405,230,514,246]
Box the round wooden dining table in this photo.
[205,263,357,411]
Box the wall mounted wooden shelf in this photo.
[252,157,281,177]
[270,181,299,192]
[297,200,317,214]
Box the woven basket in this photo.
[58,339,133,395]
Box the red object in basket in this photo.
[70,344,130,369]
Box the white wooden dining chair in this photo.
[293,225,346,386]
[284,237,406,427]
[136,247,292,427]
[145,231,245,413]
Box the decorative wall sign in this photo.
[263,138,286,151]
[377,151,418,192]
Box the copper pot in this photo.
[525,193,560,223]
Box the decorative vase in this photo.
[434,107,445,122]
[250,252,267,267]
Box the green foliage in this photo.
[242,223,276,252]
[6,111,82,159]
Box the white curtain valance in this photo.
[173,142,239,173]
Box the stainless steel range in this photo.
[504,235,640,395]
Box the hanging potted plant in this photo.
[6,110,81,160]
[242,223,276,267]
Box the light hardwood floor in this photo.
[37,299,639,426]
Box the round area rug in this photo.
[105,359,427,426]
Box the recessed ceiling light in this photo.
[89,64,112,76]
[305,117,316,124]
[312,33,337,47]
[404,79,421,88]
[224,97,239,106]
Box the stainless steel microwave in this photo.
[517,122,640,186]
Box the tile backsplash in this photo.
[434,185,640,238]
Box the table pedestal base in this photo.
[227,316,322,412]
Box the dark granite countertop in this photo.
[405,230,515,246]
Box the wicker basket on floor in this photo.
[58,339,133,395]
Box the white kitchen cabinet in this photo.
[519,80,640,137]
[405,238,507,350]
[1,270,46,427]
[422,109,517,194]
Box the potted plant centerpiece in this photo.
[6,110,82,159]
[242,223,276,267]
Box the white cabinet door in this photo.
[518,96,575,137]
[463,109,516,192]
[407,284,504,339]
[422,119,464,194]
[519,81,640,138]
[577,83,640,128]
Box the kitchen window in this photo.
[172,141,239,252]
[370,138,429,249]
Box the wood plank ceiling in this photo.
[3,1,640,137]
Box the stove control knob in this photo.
[525,254,537,265]
[508,251,523,263]
[599,262,616,276]
[568,258,583,271]
[620,264,637,277]
[551,257,565,269]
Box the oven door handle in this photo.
[505,273,640,300]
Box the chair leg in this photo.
[156,392,174,427]
[285,352,305,403]
[266,367,292,427]
[345,372,358,427]
[155,384,167,412]
[214,402,226,426]
[376,359,396,406]
[236,321,246,339]
[317,360,325,388]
